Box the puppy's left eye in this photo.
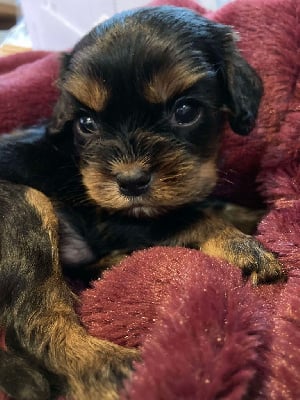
[172,99,202,126]
[75,115,98,134]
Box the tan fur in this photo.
[82,157,217,217]
[25,188,60,272]
[164,210,283,285]
[25,188,58,234]
[144,65,207,103]
[110,160,150,177]
[19,275,137,400]
[64,74,109,112]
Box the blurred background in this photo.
[0,0,231,53]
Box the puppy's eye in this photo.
[172,99,202,126]
[75,115,98,134]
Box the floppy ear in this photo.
[48,53,75,135]
[220,32,263,136]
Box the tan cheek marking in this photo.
[25,188,59,268]
[64,74,109,112]
[82,157,217,210]
[144,65,207,104]
[81,165,103,204]
[199,159,218,188]
[153,158,217,203]
[81,165,127,209]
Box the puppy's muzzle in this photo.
[116,168,151,197]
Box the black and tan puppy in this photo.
[0,6,285,400]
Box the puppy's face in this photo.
[50,6,262,217]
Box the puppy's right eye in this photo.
[75,115,98,134]
[172,99,202,126]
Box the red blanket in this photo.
[1,0,300,398]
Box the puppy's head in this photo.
[49,6,263,217]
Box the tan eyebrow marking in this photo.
[63,73,109,112]
[144,65,207,104]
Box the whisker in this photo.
[158,173,186,182]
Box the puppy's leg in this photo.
[0,183,138,400]
[169,210,285,284]
[201,216,285,285]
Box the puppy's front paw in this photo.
[228,236,286,285]
[201,230,286,285]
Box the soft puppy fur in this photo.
[0,6,285,400]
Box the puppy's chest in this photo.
[58,206,202,268]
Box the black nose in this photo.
[116,170,151,196]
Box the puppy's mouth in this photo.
[108,167,162,217]
[118,197,170,218]
[108,172,168,217]
[81,158,217,217]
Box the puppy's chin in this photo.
[124,205,166,218]
[81,160,217,217]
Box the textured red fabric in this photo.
[1,0,300,398]
[115,248,272,400]
[0,51,60,133]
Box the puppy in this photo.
[0,6,285,400]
